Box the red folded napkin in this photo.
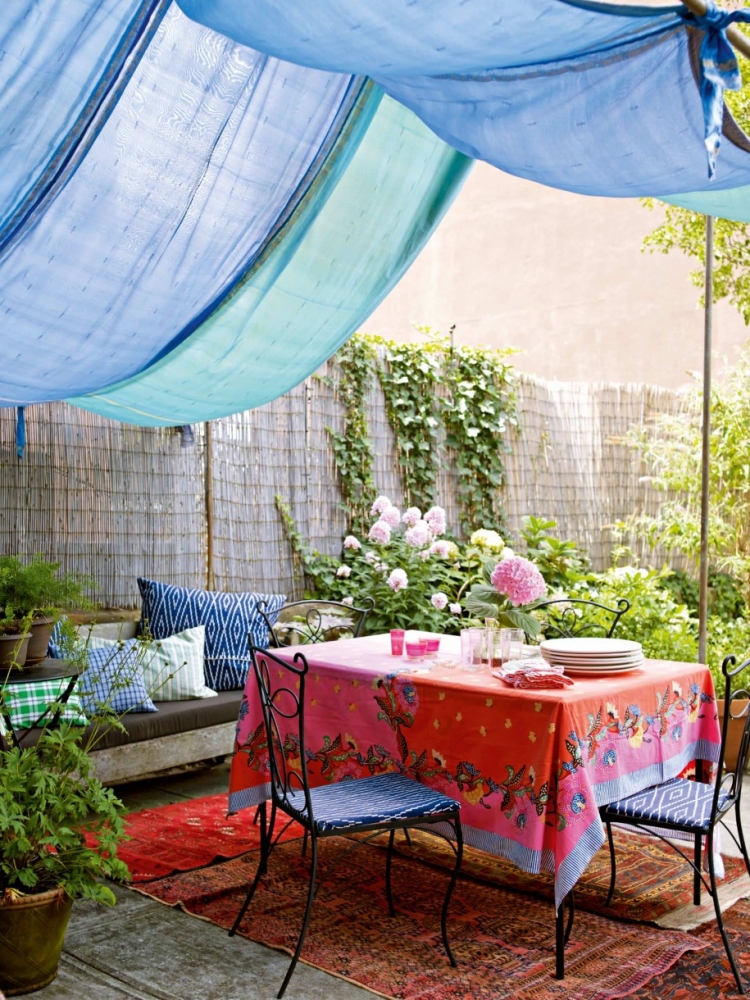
[492,664,574,689]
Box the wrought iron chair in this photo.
[599,654,750,994]
[229,645,464,999]
[529,597,631,642]
[259,598,374,648]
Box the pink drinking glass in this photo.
[390,629,405,655]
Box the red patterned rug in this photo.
[100,794,304,883]
[117,795,750,999]
[133,837,709,1000]
[114,793,747,925]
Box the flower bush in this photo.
[277,492,750,687]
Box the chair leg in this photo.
[301,829,308,858]
[604,820,617,907]
[403,828,412,848]
[385,829,396,917]
[555,897,565,980]
[564,890,575,945]
[277,834,319,1000]
[708,829,746,995]
[735,802,750,877]
[230,802,269,937]
[694,833,702,906]
[440,819,463,968]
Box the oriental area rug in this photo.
[118,793,750,1000]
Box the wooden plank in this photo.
[89,722,236,785]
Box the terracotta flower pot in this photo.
[716,698,750,774]
[25,618,56,666]
[0,634,29,671]
[0,886,73,995]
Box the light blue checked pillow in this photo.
[79,641,157,715]
[138,578,285,691]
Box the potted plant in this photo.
[0,557,93,666]
[0,610,32,672]
[0,624,144,995]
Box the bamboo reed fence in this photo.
[0,368,689,608]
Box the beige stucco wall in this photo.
[364,162,750,388]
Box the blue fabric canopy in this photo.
[3,0,750,425]
[177,0,750,198]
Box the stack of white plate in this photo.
[539,637,644,674]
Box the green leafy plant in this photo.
[0,723,128,903]
[520,515,590,590]
[619,344,750,601]
[0,556,94,621]
[440,341,517,535]
[325,337,378,535]
[375,337,442,510]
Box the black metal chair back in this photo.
[713,654,750,815]
[250,644,315,827]
[260,598,374,648]
[531,597,630,641]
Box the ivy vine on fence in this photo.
[375,337,442,510]
[323,336,377,535]
[441,342,517,534]
[325,332,517,537]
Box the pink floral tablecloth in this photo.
[229,633,721,907]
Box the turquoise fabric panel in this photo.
[664,186,750,222]
[71,93,471,425]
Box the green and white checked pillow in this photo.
[0,678,86,732]
[87,625,216,702]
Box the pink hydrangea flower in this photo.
[424,506,447,536]
[429,540,451,558]
[419,549,432,560]
[370,496,392,516]
[387,568,408,592]
[368,520,391,545]
[342,596,354,606]
[404,520,432,547]
[343,535,361,550]
[431,592,448,611]
[336,565,351,578]
[365,550,379,565]
[402,506,422,527]
[380,505,401,529]
[490,556,547,607]
[449,602,462,615]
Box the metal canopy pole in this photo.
[698,215,713,664]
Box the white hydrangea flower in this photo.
[402,506,422,527]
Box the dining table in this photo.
[228,631,722,956]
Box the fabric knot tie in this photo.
[683,0,750,178]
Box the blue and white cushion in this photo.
[79,641,157,715]
[137,578,285,691]
[285,772,460,833]
[604,777,729,832]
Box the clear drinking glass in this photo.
[499,628,525,665]
[460,627,493,672]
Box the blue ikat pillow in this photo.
[137,578,286,691]
[79,641,158,715]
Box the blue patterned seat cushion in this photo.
[138,578,285,691]
[79,642,157,715]
[603,777,729,832]
[285,772,460,833]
